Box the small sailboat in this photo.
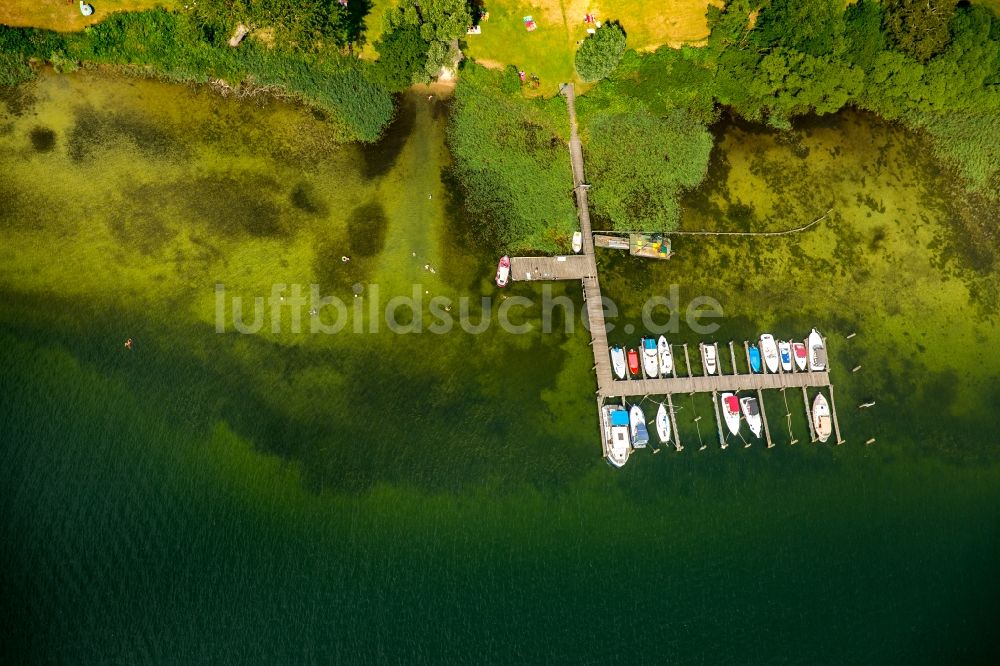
[778,340,793,372]
[657,336,673,377]
[701,343,717,375]
[495,256,510,287]
[601,405,631,468]
[641,338,659,378]
[655,403,671,444]
[629,404,649,448]
[792,342,808,371]
[759,334,779,373]
[808,328,827,371]
[572,231,583,253]
[610,346,627,380]
[626,348,640,377]
[748,344,762,373]
[812,392,832,442]
[740,396,762,438]
[721,392,741,435]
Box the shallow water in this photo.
[1,73,998,663]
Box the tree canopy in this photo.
[384,0,470,81]
[574,23,627,82]
[373,25,430,91]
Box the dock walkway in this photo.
[509,255,591,281]
[600,370,830,399]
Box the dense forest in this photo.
[2,0,998,247]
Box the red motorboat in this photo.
[495,256,510,287]
[626,348,640,377]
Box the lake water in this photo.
[1,72,998,663]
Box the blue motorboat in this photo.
[748,344,762,373]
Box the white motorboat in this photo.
[641,338,659,378]
[629,404,649,449]
[759,334,779,373]
[740,396,762,438]
[778,340,793,372]
[601,405,631,468]
[495,256,510,287]
[808,328,827,371]
[610,346,627,380]
[572,231,582,253]
[721,392,741,435]
[655,402,671,444]
[657,336,673,376]
[792,342,808,371]
[812,393,832,442]
[701,343,717,375]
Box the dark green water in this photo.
[1,73,999,663]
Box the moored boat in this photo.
[572,231,582,253]
[495,256,510,287]
[808,328,827,371]
[759,334,779,373]
[778,340,793,372]
[641,338,659,378]
[740,396,762,438]
[655,402,671,444]
[748,344,762,373]
[657,335,673,377]
[610,346,627,380]
[701,343,717,375]
[792,342,808,371]
[601,405,631,468]
[812,392,832,442]
[629,404,649,449]
[721,392,741,435]
[627,348,640,377]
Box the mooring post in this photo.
[757,388,774,448]
[803,386,817,442]
[712,390,727,449]
[828,384,845,445]
[667,393,682,452]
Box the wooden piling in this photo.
[828,384,845,445]
[803,386,817,442]
[712,390,727,449]
[757,388,774,448]
[666,393,682,452]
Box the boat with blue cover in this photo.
[748,344,762,373]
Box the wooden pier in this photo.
[600,369,831,398]
[509,255,591,282]
[510,85,846,462]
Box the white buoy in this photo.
[80,2,94,17]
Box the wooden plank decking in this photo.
[600,370,831,399]
[509,255,591,281]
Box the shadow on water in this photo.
[359,93,416,179]
[68,105,188,163]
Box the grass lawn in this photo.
[462,0,716,94]
[0,1,179,32]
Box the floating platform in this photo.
[593,233,672,259]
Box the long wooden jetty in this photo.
[600,368,830,398]
[510,85,845,461]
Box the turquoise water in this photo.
[1,73,999,663]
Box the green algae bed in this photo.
[1,72,998,662]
